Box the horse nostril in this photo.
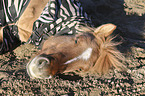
[36,57,50,73]
[38,60,49,68]
[36,57,50,67]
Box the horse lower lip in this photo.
[45,75,52,79]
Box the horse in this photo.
[26,23,126,79]
[0,0,126,79]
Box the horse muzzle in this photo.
[26,55,52,79]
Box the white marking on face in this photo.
[64,48,93,64]
[79,48,93,60]
[64,57,78,64]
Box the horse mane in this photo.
[92,34,126,75]
[79,26,126,75]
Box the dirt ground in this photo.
[0,0,145,95]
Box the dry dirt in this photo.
[0,0,145,95]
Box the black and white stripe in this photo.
[0,0,93,54]
[0,0,30,26]
[0,0,29,54]
[28,0,93,48]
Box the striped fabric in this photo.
[0,0,30,54]
[0,0,93,54]
[0,0,30,26]
[28,0,93,48]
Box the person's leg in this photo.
[17,0,50,42]
[0,0,30,54]
[0,0,49,54]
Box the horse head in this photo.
[26,24,126,79]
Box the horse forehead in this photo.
[42,36,73,46]
[42,33,95,50]
[47,32,94,42]
[48,36,75,43]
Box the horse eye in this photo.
[75,37,79,44]
[75,39,78,44]
[75,68,82,72]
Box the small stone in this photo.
[111,82,114,85]
[116,84,120,88]
[108,80,111,83]
[119,89,122,93]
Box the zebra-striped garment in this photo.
[28,0,93,48]
[0,0,93,54]
[0,0,30,54]
[0,0,30,26]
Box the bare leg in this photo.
[17,0,50,42]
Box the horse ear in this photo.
[94,24,117,37]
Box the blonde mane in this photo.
[79,25,126,75]
[92,33,125,74]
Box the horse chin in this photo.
[26,55,52,79]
